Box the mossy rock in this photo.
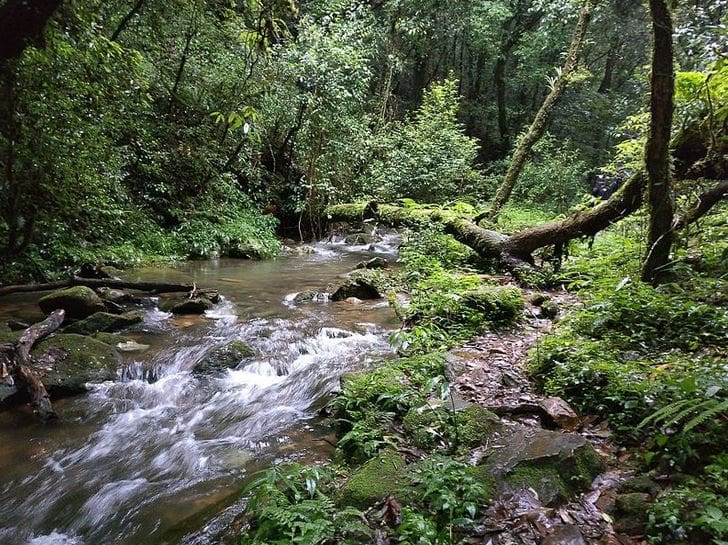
[338,450,410,509]
[92,332,133,346]
[455,405,500,448]
[38,286,105,320]
[64,311,143,335]
[463,285,524,324]
[293,290,323,304]
[195,341,255,374]
[402,406,449,450]
[483,426,605,506]
[345,233,376,245]
[32,334,120,396]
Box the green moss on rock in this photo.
[456,405,499,448]
[32,334,120,395]
[38,286,105,319]
[463,285,524,324]
[64,311,143,335]
[338,450,409,509]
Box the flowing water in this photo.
[0,236,401,545]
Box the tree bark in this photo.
[641,0,675,284]
[0,277,196,298]
[673,179,728,229]
[0,309,65,421]
[488,0,594,220]
[110,0,147,42]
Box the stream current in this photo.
[0,236,400,545]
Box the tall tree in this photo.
[486,0,595,220]
[641,0,675,284]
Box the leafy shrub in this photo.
[362,79,482,203]
[241,464,371,545]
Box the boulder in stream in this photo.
[27,334,120,397]
[64,311,144,335]
[160,297,214,315]
[355,257,388,270]
[331,279,381,301]
[38,286,105,319]
[195,341,255,374]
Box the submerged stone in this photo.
[196,341,255,374]
[38,286,105,319]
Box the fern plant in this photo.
[639,390,728,434]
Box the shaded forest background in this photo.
[0,0,726,282]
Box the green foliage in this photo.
[241,464,371,545]
[362,79,482,203]
[647,455,728,545]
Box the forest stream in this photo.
[0,236,401,545]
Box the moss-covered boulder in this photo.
[338,450,409,509]
[402,404,498,451]
[64,311,143,335]
[32,334,120,396]
[92,332,133,346]
[195,341,255,374]
[38,286,105,319]
[462,285,524,324]
[482,426,605,506]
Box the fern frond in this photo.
[684,399,728,432]
[638,398,694,428]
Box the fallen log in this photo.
[0,309,65,421]
[326,171,726,279]
[0,277,196,298]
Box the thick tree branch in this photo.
[674,179,728,229]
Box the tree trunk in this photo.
[641,0,675,284]
[0,309,65,421]
[488,0,594,220]
[110,0,147,42]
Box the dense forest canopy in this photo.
[0,0,725,283]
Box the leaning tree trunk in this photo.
[641,0,675,284]
[487,0,594,220]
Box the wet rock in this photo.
[539,397,580,431]
[196,341,255,374]
[160,297,214,315]
[293,290,325,304]
[356,257,387,270]
[31,334,120,396]
[529,293,549,306]
[614,493,650,534]
[99,265,124,278]
[38,286,105,319]
[116,340,151,353]
[483,426,605,506]
[345,233,376,245]
[96,287,132,303]
[541,525,587,545]
[92,332,132,345]
[622,475,660,496]
[331,279,381,301]
[0,383,19,407]
[345,297,363,305]
[338,450,409,509]
[64,311,143,335]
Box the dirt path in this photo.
[446,290,643,545]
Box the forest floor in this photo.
[447,288,644,545]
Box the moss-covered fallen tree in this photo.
[326,172,726,280]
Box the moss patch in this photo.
[338,450,410,509]
[463,285,524,324]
